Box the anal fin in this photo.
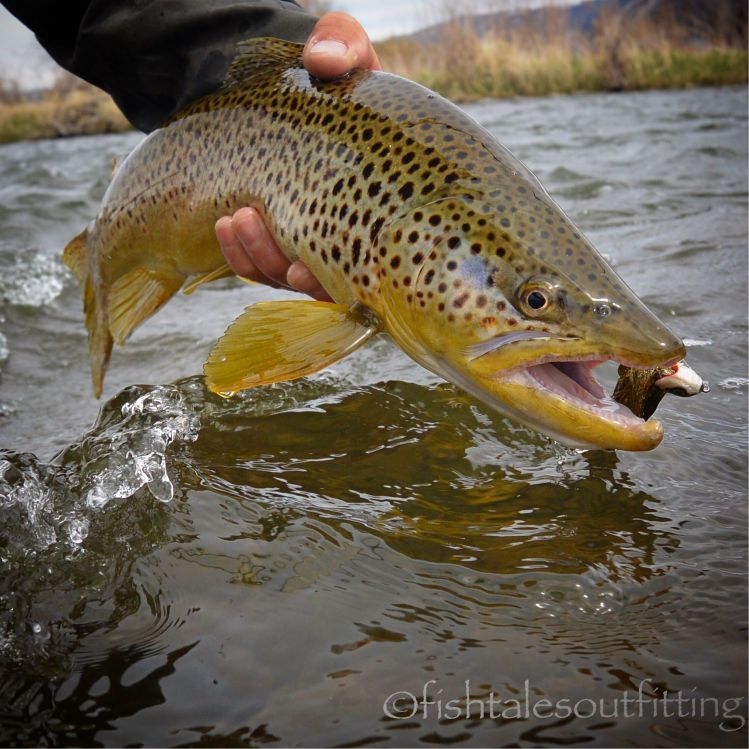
[182,263,235,295]
[108,267,184,345]
[204,300,377,395]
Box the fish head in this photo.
[376,193,685,451]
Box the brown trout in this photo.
[64,38,686,451]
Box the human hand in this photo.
[216,13,380,300]
[215,207,332,301]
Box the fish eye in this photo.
[520,284,553,316]
[527,290,547,310]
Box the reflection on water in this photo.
[0,86,747,746]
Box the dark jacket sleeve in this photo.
[2,0,317,132]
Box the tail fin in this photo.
[84,275,113,398]
[64,228,114,398]
[64,228,186,398]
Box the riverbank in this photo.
[0,80,130,144]
[380,43,747,102]
[378,1,747,102]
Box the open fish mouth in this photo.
[520,359,644,427]
[479,352,674,451]
[455,328,684,450]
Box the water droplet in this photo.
[67,518,89,545]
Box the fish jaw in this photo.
[477,360,664,451]
[454,343,678,450]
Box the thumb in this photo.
[303,12,381,80]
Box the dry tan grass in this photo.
[377,3,748,101]
[0,73,131,144]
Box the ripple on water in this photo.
[719,376,749,392]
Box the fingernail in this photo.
[308,39,348,57]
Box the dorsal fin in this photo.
[223,37,304,90]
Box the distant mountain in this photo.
[409,0,748,44]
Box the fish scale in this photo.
[63,38,685,451]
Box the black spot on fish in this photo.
[370,217,385,242]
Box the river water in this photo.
[0,85,746,747]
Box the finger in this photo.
[215,215,264,281]
[287,260,333,302]
[303,12,381,80]
[231,206,291,287]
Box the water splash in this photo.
[0,454,66,552]
[0,250,66,307]
[0,382,204,681]
[0,384,201,559]
[77,386,200,509]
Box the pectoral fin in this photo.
[204,300,377,395]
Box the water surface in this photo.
[0,85,747,747]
